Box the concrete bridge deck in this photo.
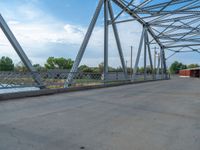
[0,77,200,150]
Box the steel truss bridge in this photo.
[0,0,200,89]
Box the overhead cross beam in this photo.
[1,0,199,89]
[66,0,200,87]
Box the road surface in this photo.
[0,77,200,150]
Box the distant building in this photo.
[179,68,200,78]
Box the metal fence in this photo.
[0,71,168,90]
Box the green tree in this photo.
[108,66,116,72]
[139,67,144,74]
[187,64,199,69]
[0,56,14,71]
[170,61,187,74]
[33,64,45,71]
[45,57,74,70]
[15,61,27,72]
[146,66,153,74]
[91,67,101,73]
[79,65,93,72]
[98,62,104,73]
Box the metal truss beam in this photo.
[133,28,144,81]
[108,1,128,79]
[150,24,200,31]
[141,0,195,10]
[65,0,128,87]
[66,0,200,86]
[65,0,104,87]
[0,14,44,88]
[149,15,200,24]
[112,0,164,48]
[104,0,109,80]
[2,0,200,89]
[159,31,200,38]
[166,44,200,48]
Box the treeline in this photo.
[0,56,74,72]
[0,56,199,74]
[0,56,154,73]
[170,61,199,74]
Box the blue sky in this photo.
[0,0,199,68]
[0,0,98,24]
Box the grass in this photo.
[0,76,158,89]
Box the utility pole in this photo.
[130,46,133,79]
[157,52,161,75]
[154,47,159,79]
[154,47,158,70]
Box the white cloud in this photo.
[0,20,143,66]
[0,1,145,67]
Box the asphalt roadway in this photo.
[0,77,200,150]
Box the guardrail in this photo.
[0,71,169,90]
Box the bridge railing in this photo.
[0,71,37,89]
[0,71,168,90]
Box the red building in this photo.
[179,68,200,78]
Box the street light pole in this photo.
[130,46,133,79]
[154,47,159,79]
[154,47,157,70]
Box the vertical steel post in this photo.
[144,28,147,81]
[160,48,164,79]
[163,51,167,79]
[0,14,44,88]
[154,47,157,78]
[65,0,104,87]
[107,1,128,80]
[157,52,161,76]
[133,28,145,81]
[160,47,167,79]
[104,0,109,81]
[146,30,154,79]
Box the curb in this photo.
[0,79,168,101]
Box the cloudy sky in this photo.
[0,0,199,68]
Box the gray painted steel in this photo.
[65,0,200,85]
[133,28,144,80]
[104,0,109,80]
[0,14,43,88]
[108,1,128,79]
[65,0,104,87]
[1,0,200,89]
